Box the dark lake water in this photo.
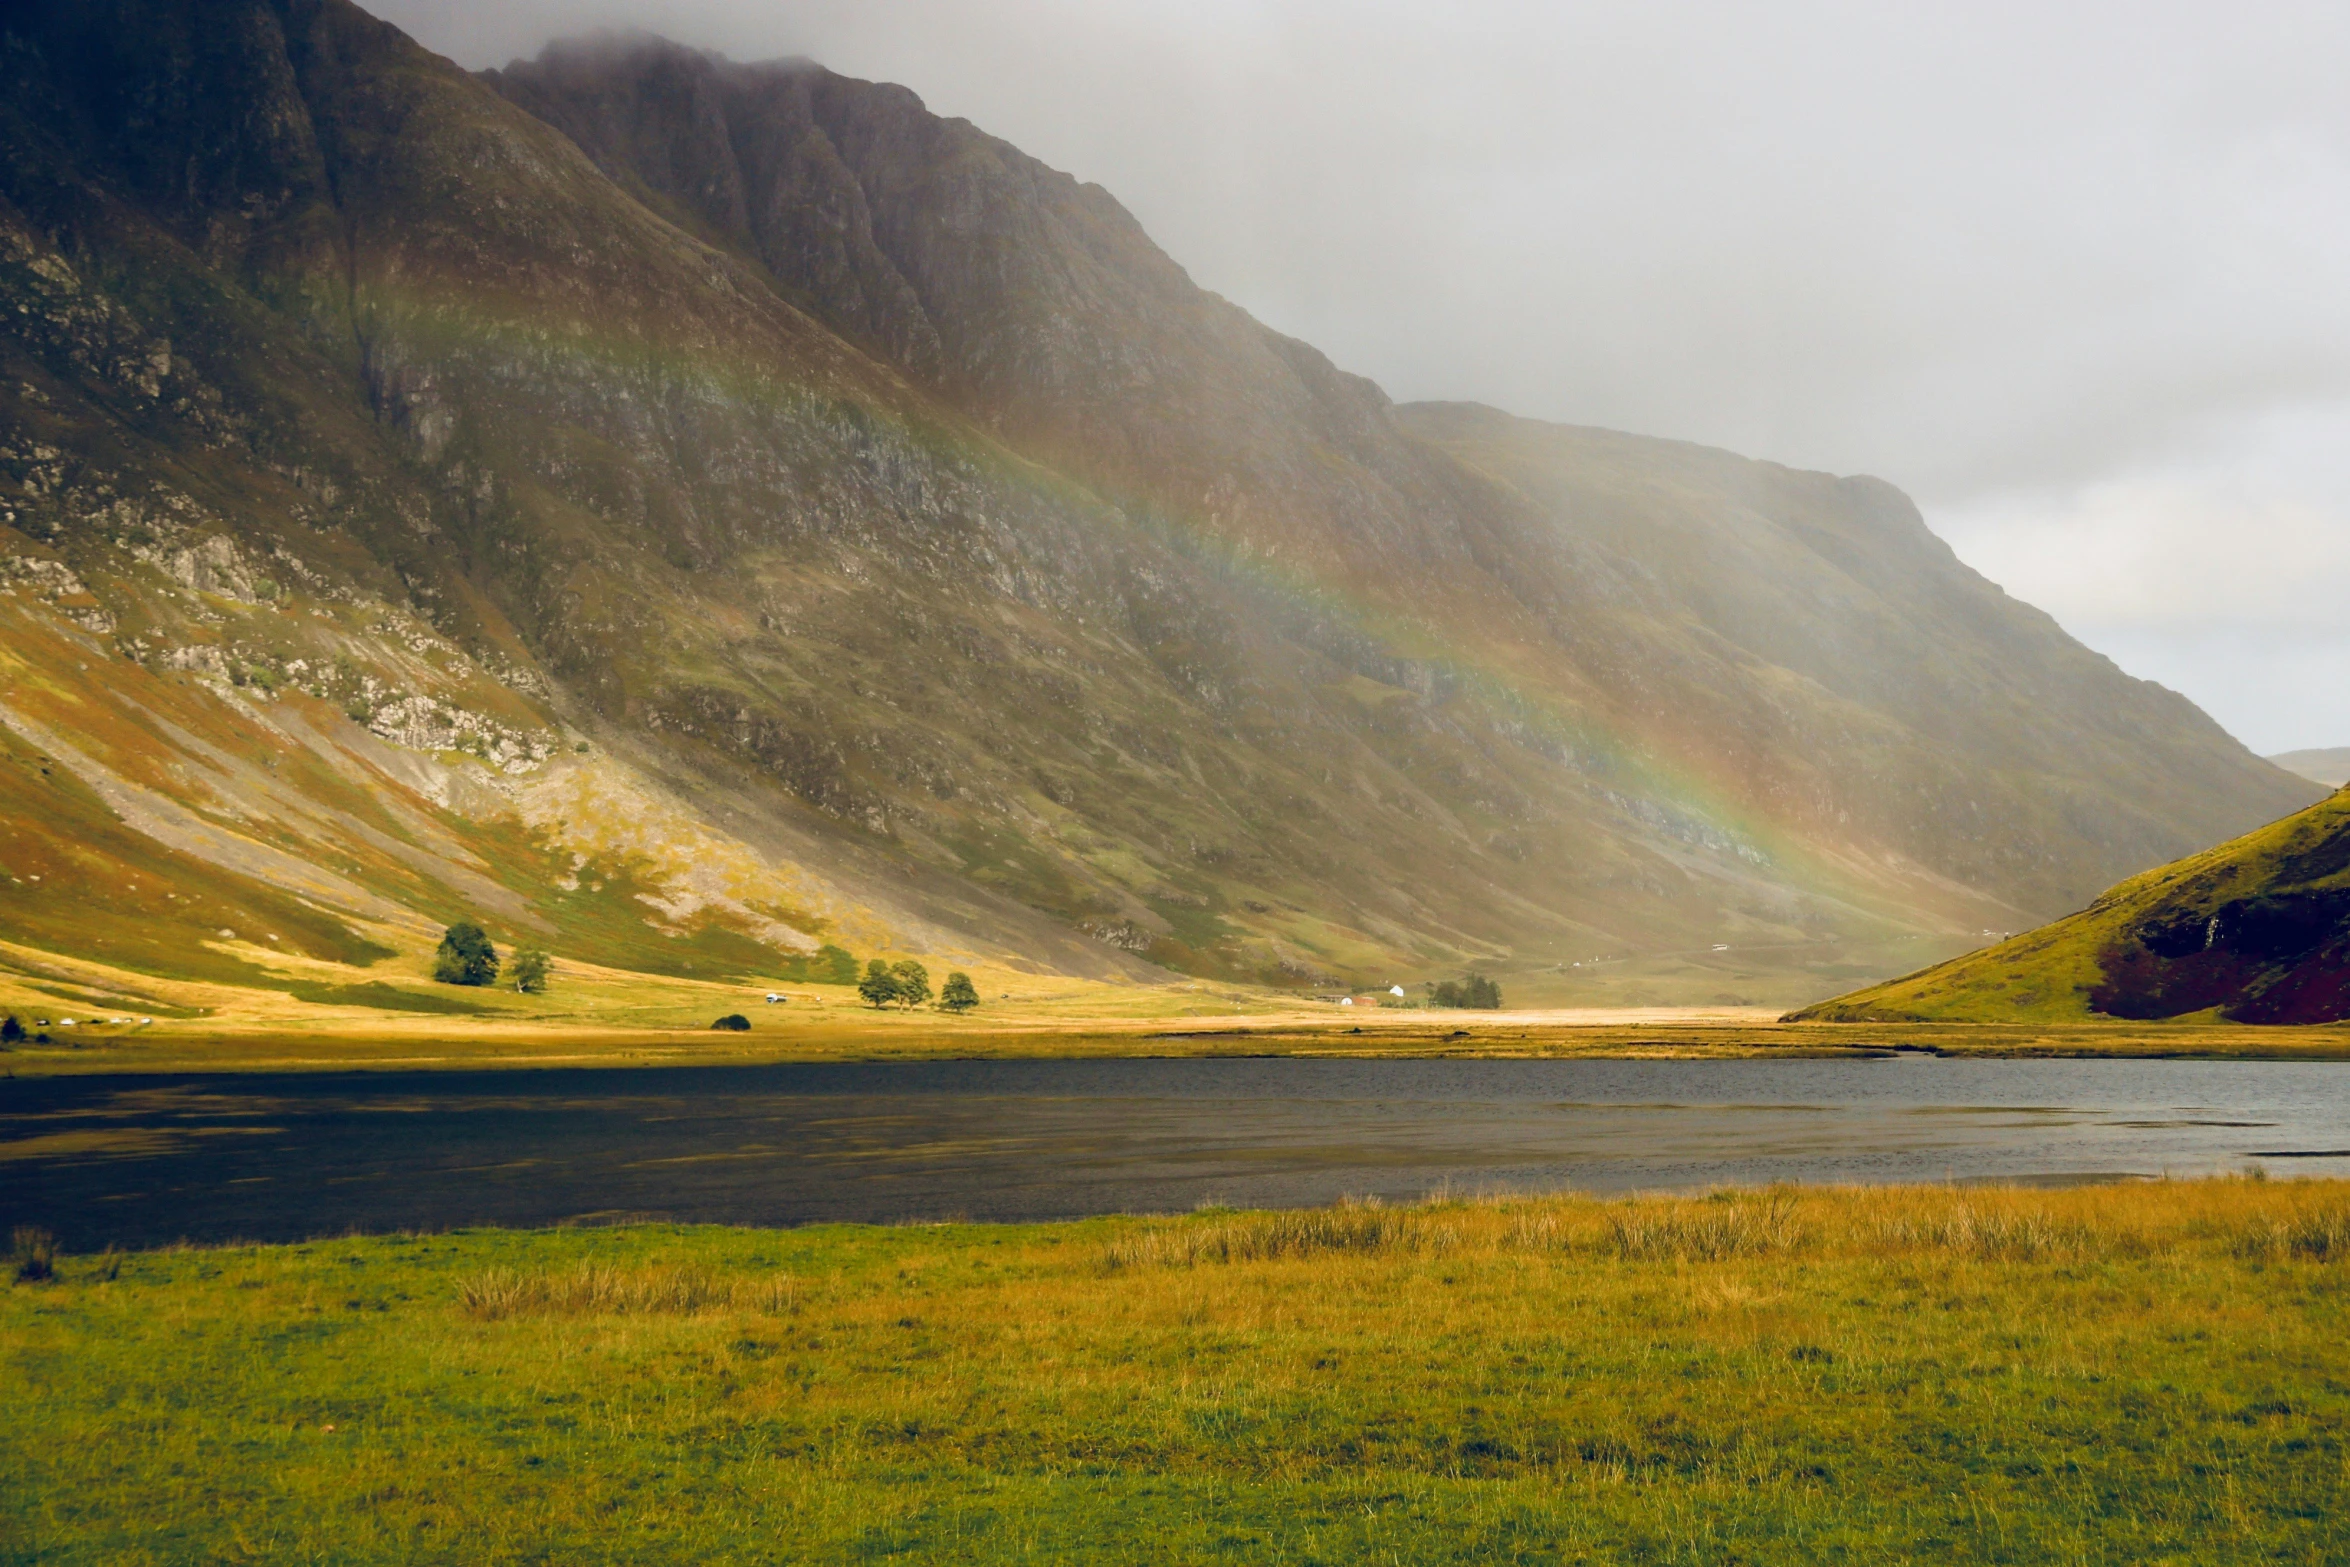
[6,1056,2349,1249]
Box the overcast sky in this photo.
[375,0,2350,755]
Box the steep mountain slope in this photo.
[1795,785,2350,1024]
[485,37,2315,907]
[1396,404,2311,914]
[0,3,2319,1013]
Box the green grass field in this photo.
[6,1180,2347,1563]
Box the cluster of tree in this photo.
[857,960,980,1012]
[711,1013,751,1031]
[433,922,551,992]
[425,917,973,1015]
[1427,972,1503,1009]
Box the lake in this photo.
[5,1055,2348,1249]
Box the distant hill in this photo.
[0,3,2320,1008]
[2271,749,2350,788]
[1793,786,2350,1024]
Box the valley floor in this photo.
[7,927,2349,1074]
[3,1007,2347,1076]
[4,1181,2346,1563]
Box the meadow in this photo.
[5,1179,2347,1563]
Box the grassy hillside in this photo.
[6,1181,2348,1562]
[1795,786,2350,1024]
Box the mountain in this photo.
[0,3,2320,1012]
[2272,749,2350,789]
[1794,784,2350,1024]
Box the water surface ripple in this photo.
[5,1056,2348,1247]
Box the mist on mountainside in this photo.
[2271,750,2350,789]
[0,1,2321,1014]
[371,0,2350,760]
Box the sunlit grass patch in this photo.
[8,1180,2350,1562]
[2231,1202,2350,1262]
[458,1259,798,1318]
[1100,1195,1458,1268]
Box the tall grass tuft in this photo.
[2232,1205,2350,1263]
[8,1226,56,1284]
[1103,1196,1457,1270]
[459,1262,796,1319]
[1870,1201,2098,1261]
[1089,1182,2350,1273]
[1603,1193,1800,1261]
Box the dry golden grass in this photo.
[1095,1178,2348,1273]
[458,1259,799,1319]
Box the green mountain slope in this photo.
[0,2,2321,1009]
[1793,786,2350,1025]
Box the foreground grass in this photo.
[5,1182,2348,1563]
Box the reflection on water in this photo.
[3,1056,2347,1248]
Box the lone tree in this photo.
[433,922,499,987]
[890,960,931,1010]
[710,1013,751,1032]
[857,959,900,1009]
[511,948,552,994]
[938,971,979,1013]
[0,1015,22,1045]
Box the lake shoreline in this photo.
[8,1012,2350,1078]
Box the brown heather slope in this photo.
[0,3,2318,1015]
[1796,785,2350,1025]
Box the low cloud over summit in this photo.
[386,0,2350,748]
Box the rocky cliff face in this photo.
[0,2,2320,1005]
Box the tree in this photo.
[710,1013,751,1031]
[511,948,552,994]
[858,959,900,1009]
[890,960,931,1009]
[1427,972,1502,1010]
[0,1015,22,1045]
[938,972,979,1012]
[433,922,499,986]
